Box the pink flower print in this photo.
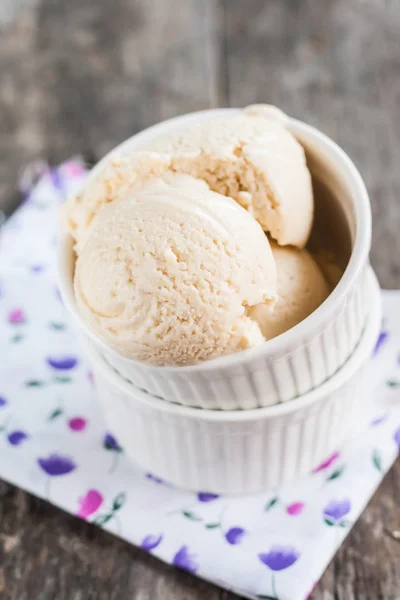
[63,160,86,178]
[68,417,87,431]
[8,308,25,324]
[313,451,340,473]
[88,371,94,385]
[286,502,304,516]
[304,582,317,599]
[77,489,103,520]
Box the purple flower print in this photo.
[259,546,300,571]
[49,166,64,196]
[371,414,388,427]
[258,546,300,599]
[47,356,78,370]
[146,473,164,484]
[7,431,28,446]
[76,489,103,519]
[172,546,198,573]
[88,371,94,385]
[104,433,122,452]
[286,502,304,516]
[373,331,388,356]
[141,533,163,551]
[38,454,77,476]
[0,396,7,408]
[68,417,87,431]
[312,451,340,473]
[8,308,25,324]
[38,454,77,499]
[225,527,246,545]
[323,498,351,526]
[31,264,45,273]
[197,492,219,502]
[394,428,400,450]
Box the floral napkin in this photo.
[1,161,400,600]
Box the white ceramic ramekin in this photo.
[58,108,372,410]
[84,268,381,494]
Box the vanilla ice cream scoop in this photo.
[248,243,330,340]
[64,105,313,253]
[74,174,277,366]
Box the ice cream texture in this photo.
[64,105,313,254]
[66,105,333,366]
[74,174,277,366]
[248,243,330,340]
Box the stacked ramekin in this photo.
[58,109,381,494]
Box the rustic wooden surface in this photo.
[1,1,400,598]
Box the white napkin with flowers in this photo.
[1,161,399,600]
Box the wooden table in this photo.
[1,1,400,598]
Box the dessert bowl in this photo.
[83,268,381,494]
[58,108,372,409]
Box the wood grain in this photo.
[1,0,400,599]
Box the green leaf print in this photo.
[93,513,113,526]
[387,380,400,388]
[182,511,202,522]
[48,407,64,421]
[53,376,72,384]
[372,449,383,472]
[339,519,351,528]
[112,492,127,511]
[205,523,220,529]
[264,497,279,511]
[327,466,345,481]
[25,380,46,388]
[10,334,24,343]
[49,322,66,330]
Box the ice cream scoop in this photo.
[64,105,313,253]
[74,174,277,366]
[248,243,330,340]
